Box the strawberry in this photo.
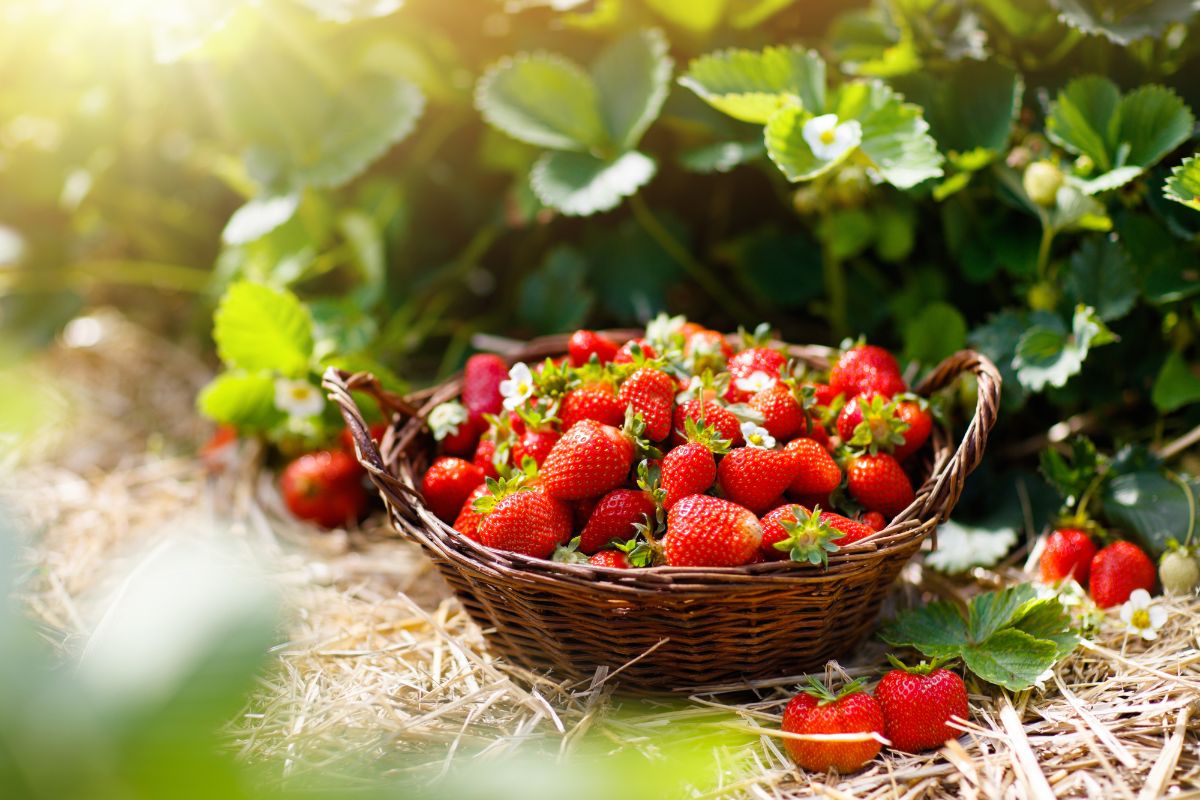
[874,658,969,753]
[836,394,907,454]
[281,450,368,529]
[862,511,887,532]
[337,422,388,457]
[785,438,842,497]
[567,329,619,366]
[781,678,884,773]
[579,488,656,554]
[829,344,906,399]
[588,550,631,568]
[726,347,787,402]
[663,494,762,567]
[892,399,933,461]
[201,424,238,474]
[463,354,508,426]
[513,427,560,467]
[683,327,732,367]
[572,496,600,529]
[618,368,675,441]
[452,484,490,542]
[540,418,636,501]
[421,456,486,521]
[1089,540,1156,608]
[613,338,658,364]
[476,483,572,558]
[472,435,506,480]
[672,398,743,447]
[760,504,873,562]
[807,382,839,407]
[750,382,806,440]
[661,419,730,509]
[847,453,914,516]
[717,443,799,515]
[559,383,625,430]
[1039,528,1097,584]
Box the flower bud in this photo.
[1023,161,1064,207]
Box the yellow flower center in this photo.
[750,433,765,446]
[518,381,530,394]
[290,387,310,400]
[1131,609,1151,629]
[820,129,837,145]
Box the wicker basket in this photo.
[323,333,1001,692]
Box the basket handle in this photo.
[321,367,426,523]
[910,350,1003,524]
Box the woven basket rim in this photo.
[324,332,1002,586]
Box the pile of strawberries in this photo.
[1039,527,1157,608]
[420,316,934,568]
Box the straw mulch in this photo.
[7,312,1199,799]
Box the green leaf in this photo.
[1118,85,1194,170]
[903,302,967,365]
[836,80,944,189]
[213,282,314,376]
[907,60,1023,156]
[1064,236,1137,321]
[1048,184,1111,233]
[1040,436,1104,506]
[968,310,1031,410]
[338,210,385,309]
[518,246,594,333]
[1165,155,1200,211]
[679,46,826,125]
[1050,0,1198,45]
[1014,305,1115,392]
[1103,471,1200,559]
[1047,76,1121,171]
[221,194,300,246]
[1152,351,1200,412]
[1011,600,1079,659]
[197,371,285,429]
[817,208,874,260]
[591,29,673,151]
[879,600,969,659]
[960,629,1058,691]
[764,106,852,182]
[530,150,656,216]
[476,53,609,151]
[967,583,1038,642]
[925,519,1019,573]
[644,0,725,33]
[679,140,765,173]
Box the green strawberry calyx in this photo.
[552,536,591,565]
[802,675,866,706]
[681,417,732,455]
[847,395,910,456]
[471,475,531,514]
[772,505,845,567]
[622,407,663,461]
[884,653,958,675]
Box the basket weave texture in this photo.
[324,333,1001,692]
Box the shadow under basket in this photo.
[324,334,1001,693]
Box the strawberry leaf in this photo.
[197,370,285,429]
[476,53,610,152]
[679,45,826,125]
[960,630,1058,691]
[879,600,968,659]
[1064,237,1137,322]
[966,583,1038,642]
[214,282,314,377]
[591,29,673,151]
[1050,0,1197,46]
[1164,154,1200,212]
[530,150,656,216]
[1152,350,1200,413]
[1013,305,1116,393]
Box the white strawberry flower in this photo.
[428,400,468,441]
[802,113,863,162]
[740,421,775,449]
[1119,589,1167,641]
[274,378,324,418]
[500,362,535,411]
[646,312,686,350]
[734,370,777,394]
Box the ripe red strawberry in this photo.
[613,338,658,364]
[513,427,560,467]
[785,438,842,497]
[567,329,619,366]
[829,344,906,399]
[661,421,730,509]
[750,382,806,440]
[781,679,884,773]
[862,511,887,532]
[579,488,656,554]
[421,456,486,521]
[717,446,799,514]
[541,419,636,500]
[572,496,600,528]
[874,660,969,753]
[807,382,839,407]
[1039,528,1097,584]
[281,450,368,529]
[201,424,238,474]
[836,394,907,453]
[726,347,787,402]
[559,383,625,430]
[618,368,675,441]
[588,550,631,568]
[440,419,480,457]
[452,484,490,542]
[663,494,762,567]
[683,327,733,363]
[847,453,914,516]
[892,400,933,461]
[672,398,743,447]
[760,504,874,562]
[473,436,502,480]
[463,354,507,425]
[477,488,572,559]
[1089,540,1156,608]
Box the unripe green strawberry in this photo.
[1159,548,1199,595]
[874,659,968,753]
[1023,160,1063,207]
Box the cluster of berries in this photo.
[781,660,968,773]
[1038,528,1158,608]
[419,316,934,568]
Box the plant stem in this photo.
[628,194,753,321]
[821,234,847,340]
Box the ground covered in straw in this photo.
[7,313,1199,799]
